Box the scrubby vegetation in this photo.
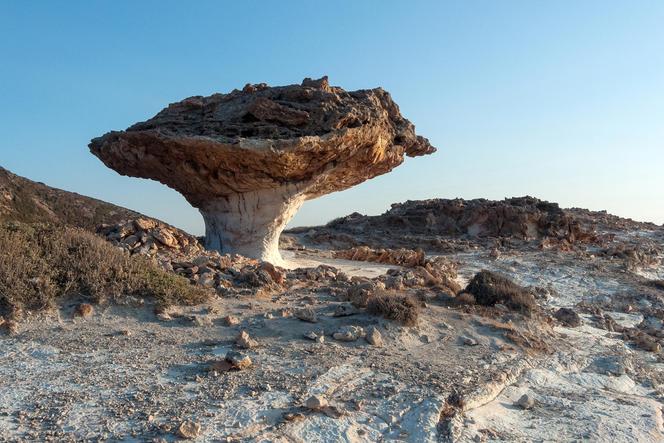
[0,222,209,319]
[0,166,141,230]
[463,270,537,315]
[649,280,664,291]
[367,292,420,326]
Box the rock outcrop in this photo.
[89,77,435,264]
[290,196,605,252]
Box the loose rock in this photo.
[236,330,258,349]
[554,307,582,327]
[516,394,535,409]
[333,303,359,317]
[304,330,325,343]
[305,395,329,410]
[225,351,252,370]
[333,326,365,342]
[177,420,201,439]
[295,307,318,323]
[365,327,383,346]
[461,336,478,346]
[222,315,240,326]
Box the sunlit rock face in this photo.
[89,77,436,264]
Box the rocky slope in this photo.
[1,174,663,441]
[0,166,141,230]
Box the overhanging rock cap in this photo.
[89,76,436,207]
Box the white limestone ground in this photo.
[0,262,526,442]
[1,241,663,441]
[282,250,400,277]
[450,249,664,442]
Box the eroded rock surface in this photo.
[89,77,435,264]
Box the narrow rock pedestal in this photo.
[200,185,305,266]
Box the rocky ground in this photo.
[2,197,664,442]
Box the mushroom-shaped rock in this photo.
[89,77,436,265]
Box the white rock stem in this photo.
[200,185,305,266]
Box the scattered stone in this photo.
[235,330,259,349]
[222,315,240,326]
[304,330,325,343]
[74,303,94,318]
[554,307,582,327]
[283,412,305,422]
[461,336,478,346]
[192,315,213,327]
[305,395,329,410]
[259,261,285,285]
[225,351,253,370]
[365,327,383,346]
[177,420,201,439]
[333,326,365,342]
[516,394,535,409]
[420,334,433,344]
[295,307,318,323]
[152,227,177,248]
[134,218,157,231]
[156,312,172,322]
[333,303,359,317]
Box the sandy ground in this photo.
[1,245,664,442]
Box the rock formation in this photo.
[89,77,435,264]
[289,196,607,252]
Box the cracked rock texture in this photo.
[89,77,435,263]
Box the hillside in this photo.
[0,166,141,230]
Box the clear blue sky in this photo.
[1,1,662,234]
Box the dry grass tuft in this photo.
[455,292,476,305]
[479,317,552,354]
[366,291,420,326]
[464,270,537,316]
[0,222,209,319]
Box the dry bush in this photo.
[366,291,420,326]
[464,270,537,316]
[479,318,552,354]
[649,280,664,291]
[0,222,209,318]
[455,292,476,305]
